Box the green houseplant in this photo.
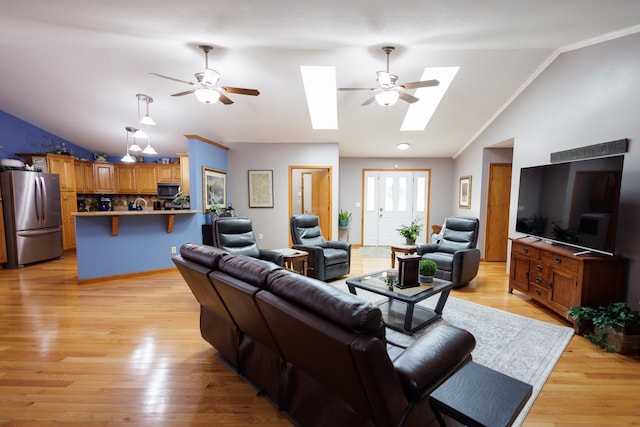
[566,302,640,353]
[338,210,352,227]
[397,218,423,244]
[418,259,437,283]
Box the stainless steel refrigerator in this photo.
[1,170,64,268]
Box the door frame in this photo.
[288,165,333,245]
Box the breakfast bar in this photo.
[72,210,202,282]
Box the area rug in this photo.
[328,279,574,427]
[359,246,391,258]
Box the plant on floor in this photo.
[566,302,640,352]
[338,209,352,226]
[397,218,423,244]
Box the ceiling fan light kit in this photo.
[151,44,260,106]
[337,46,440,107]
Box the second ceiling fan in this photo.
[151,45,260,105]
[338,46,439,106]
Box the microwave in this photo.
[157,182,181,200]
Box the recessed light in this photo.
[396,143,410,150]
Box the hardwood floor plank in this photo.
[0,249,638,426]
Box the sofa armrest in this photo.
[259,249,284,267]
[291,244,326,270]
[416,243,439,255]
[393,325,476,401]
[451,248,481,285]
[324,240,351,253]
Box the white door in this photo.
[363,171,429,246]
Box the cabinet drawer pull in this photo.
[536,265,543,271]
[554,257,562,264]
[535,277,542,284]
[522,248,529,253]
[535,289,542,296]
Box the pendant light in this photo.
[121,127,136,163]
[126,127,142,152]
[138,94,156,125]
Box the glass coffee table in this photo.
[346,270,453,333]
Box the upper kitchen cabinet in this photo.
[157,164,181,184]
[178,154,190,194]
[74,159,94,193]
[93,162,116,193]
[46,154,76,191]
[116,164,137,194]
[137,164,159,194]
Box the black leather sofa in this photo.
[173,243,476,427]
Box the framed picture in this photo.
[202,167,226,211]
[459,175,472,209]
[248,170,274,208]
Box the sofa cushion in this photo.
[266,269,384,337]
[180,243,228,269]
[218,254,282,288]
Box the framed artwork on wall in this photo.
[248,170,274,208]
[202,167,226,212]
[459,175,472,209]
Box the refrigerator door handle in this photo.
[39,175,47,223]
[17,228,63,237]
[34,176,42,224]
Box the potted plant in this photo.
[397,218,423,245]
[338,210,352,227]
[566,302,640,354]
[172,193,190,209]
[418,259,437,283]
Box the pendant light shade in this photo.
[121,127,137,163]
[137,94,155,125]
[134,94,156,155]
[126,127,142,152]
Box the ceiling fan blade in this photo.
[222,87,260,96]
[338,87,376,91]
[171,89,196,97]
[401,79,440,90]
[399,92,419,104]
[150,73,195,86]
[219,94,234,105]
[361,96,377,106]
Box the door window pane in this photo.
[416,176,426,212]
[366,176,376,211]
[384,177,394,211]
[398,177,407,211]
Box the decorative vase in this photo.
[419,275,433,284]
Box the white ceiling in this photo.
[1,1,640,159]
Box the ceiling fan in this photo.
[151,45,260,105]
[338,46,439,106]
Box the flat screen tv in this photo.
[515,155,624,256]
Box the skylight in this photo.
[401,66,459,131]
[300,66,338,130]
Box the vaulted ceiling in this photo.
[1,1,639,159]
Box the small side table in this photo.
[272,248,309,276]
[390,244,417,268]
[429,361,533,427]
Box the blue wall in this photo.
[0,109,94,161]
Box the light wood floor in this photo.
[1,249,639,426]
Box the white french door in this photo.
[363,170,429,246]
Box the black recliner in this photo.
[290,214,351,281]
[212,217,284,267]
[416,216,481,288]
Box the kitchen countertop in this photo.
[71,209,201,235]
[72,210,201,217]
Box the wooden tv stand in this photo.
[509,237,626,329]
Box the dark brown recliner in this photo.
[416,216,481,288]
[212,216,284,266]
[290,213,350,281]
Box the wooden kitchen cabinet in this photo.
[60,192,77,250]
[93,162,116,193]
[509,239,625,329]
[74,159,94,193]
[0,199,7,263]
[137,164,159,194]
[116,164,138,194]
[178,153,190,194]
[157,164,181,183]
[47,154,76,191]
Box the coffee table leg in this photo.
[391,250,396,268]
[433,287,451,315]
[404,303,415,331]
